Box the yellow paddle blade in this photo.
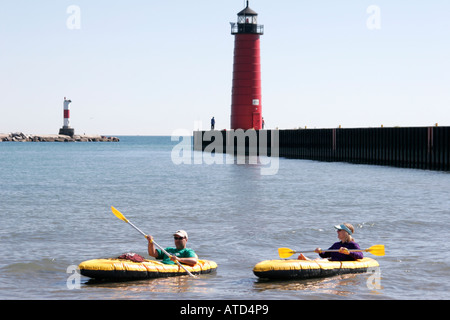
[278,247,296,259]
[111,206,129,223]
[366,245,385,256]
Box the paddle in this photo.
[111,206,197,278]
[278,245,385,259]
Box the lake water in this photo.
[0,136,449,301]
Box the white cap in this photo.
[173,230,188,239]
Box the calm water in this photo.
[0,136,449,300]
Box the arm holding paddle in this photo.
[314,247,351,254]
[316,242,364,260]
[170,256,197,266]
[147,235,159,258]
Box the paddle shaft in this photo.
[279,244,384,258]
[114,209,196,278]
[293,249,367,254]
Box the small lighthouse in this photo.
[59,97,75,137]
[230,1,264,130]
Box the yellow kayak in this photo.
[79,257,218,280]
[253,257,379,280]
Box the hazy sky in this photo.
[1,1,449,135]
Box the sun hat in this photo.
[174,230,188,239]
[334,224,353,235]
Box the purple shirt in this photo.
[319,241,364,261]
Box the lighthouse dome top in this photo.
[237,3,258,16]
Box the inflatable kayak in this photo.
[253,257,379,280]
[79,256,218,280]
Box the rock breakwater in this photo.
[0,132,119,142]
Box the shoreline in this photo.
[0,132,119,142]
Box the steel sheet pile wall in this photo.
[194,127,449,171]
[278,127,449,170]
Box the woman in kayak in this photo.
[299,223,363,261]
[147,230,198,266]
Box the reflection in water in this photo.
[253,274,371,297]
[84,274,216,297]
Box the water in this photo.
[0,136,449,300]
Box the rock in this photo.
[0,132,119,142]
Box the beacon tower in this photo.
[59,97,75,137]
[230,1,264,130]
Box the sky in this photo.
[0,0,449,136]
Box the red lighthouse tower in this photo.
[230,1,264,130]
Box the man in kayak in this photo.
[298,223,364,261]
[147,230,198,266]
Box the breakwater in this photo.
[193,126,450,171]
[0,132,119,142]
